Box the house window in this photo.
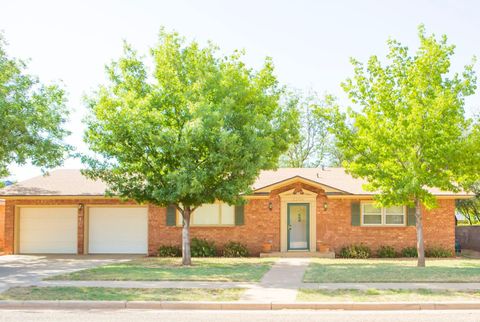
[176,203,235,226]
[362,203,382,225]
[361,202,405,226]
[385,205,405,225]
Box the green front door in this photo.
[287,203,309,250]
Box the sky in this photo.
[1,0,480,181]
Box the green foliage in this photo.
[425,247,453,258]
[339,244,372,259]
[222,241,249,257]
[191,238,217,257]
[324,25,479,209]
[322,25,480,266]
[157,245,181,257]
[279,90,341,167]
[456,183,480,225]
[377,245,397,258]
[0,34,71,178]
[401,247,418,258]
[82,29,298,265]
[83,29,298,211]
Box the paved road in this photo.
[0,255,137,293]
[1,309,480,322]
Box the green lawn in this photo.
[0,287,243,301]
[297,288,480,302]
[304,258,480,283]
[48,258,275,282]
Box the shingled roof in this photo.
[0,168,471,197]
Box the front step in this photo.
[259,251,335,258]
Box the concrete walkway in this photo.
[301,282,480,290]
[241,258,310,302]
[37,280,255,289]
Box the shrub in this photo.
[191,237,217,257]
[401,246,418,258]
[223,241,249,257]
[377,245,397,258]
[425,247,453,258]
[339,244,371,259]
[157,245,181,257]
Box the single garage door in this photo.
[19,207,78,254]
[88,207,148,254]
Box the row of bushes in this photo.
[339,244,453,259]
[157,238,249,257]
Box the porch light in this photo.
[268,202,273,210]
[323,202,328,211]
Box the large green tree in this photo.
[279,91,341,168]
[325,25,479,267]
[83,31,298,265]
[0,35,71,178]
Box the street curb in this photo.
[2,300,480,310]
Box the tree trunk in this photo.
[182,207,192,266]
[415,198,426,267]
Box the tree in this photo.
[456,184,480,225]
[279,91,341,167]
[324,25,479,267]
[0,34,71,178]
[83,30,298,265]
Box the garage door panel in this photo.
[19,208,77,254]
[88,207,147,254]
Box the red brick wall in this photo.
[0,202,5,250]
[318,198,455,254]
[2,190,455,256]
[148,199,277,256]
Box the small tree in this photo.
[279,91,340,167]
[325,25,479,267]
[0,34,71,178]
[83,30,297,265]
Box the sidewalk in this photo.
[36,280,254,289]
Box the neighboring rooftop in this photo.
[0,168,471,197]
[0,169,106,196]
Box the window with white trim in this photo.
[176,203,235,226]
[361,202,405,226]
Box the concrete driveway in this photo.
[0,255,140,293]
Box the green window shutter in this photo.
[166,205,176,226]
[407,207,416,226]
[351,201,361,226]
[235,205,245,226]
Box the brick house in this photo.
[0,168,469,256]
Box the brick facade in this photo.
[1,182,456,256]
[0,202,4,250]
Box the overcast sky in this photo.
[1,0,480,181]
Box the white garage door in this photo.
[19,207,78,254]
[88,207,148,254]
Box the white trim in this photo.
[360,201,406,227]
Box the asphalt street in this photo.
[1,309,480,322]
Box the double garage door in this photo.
[19,207,148,254]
